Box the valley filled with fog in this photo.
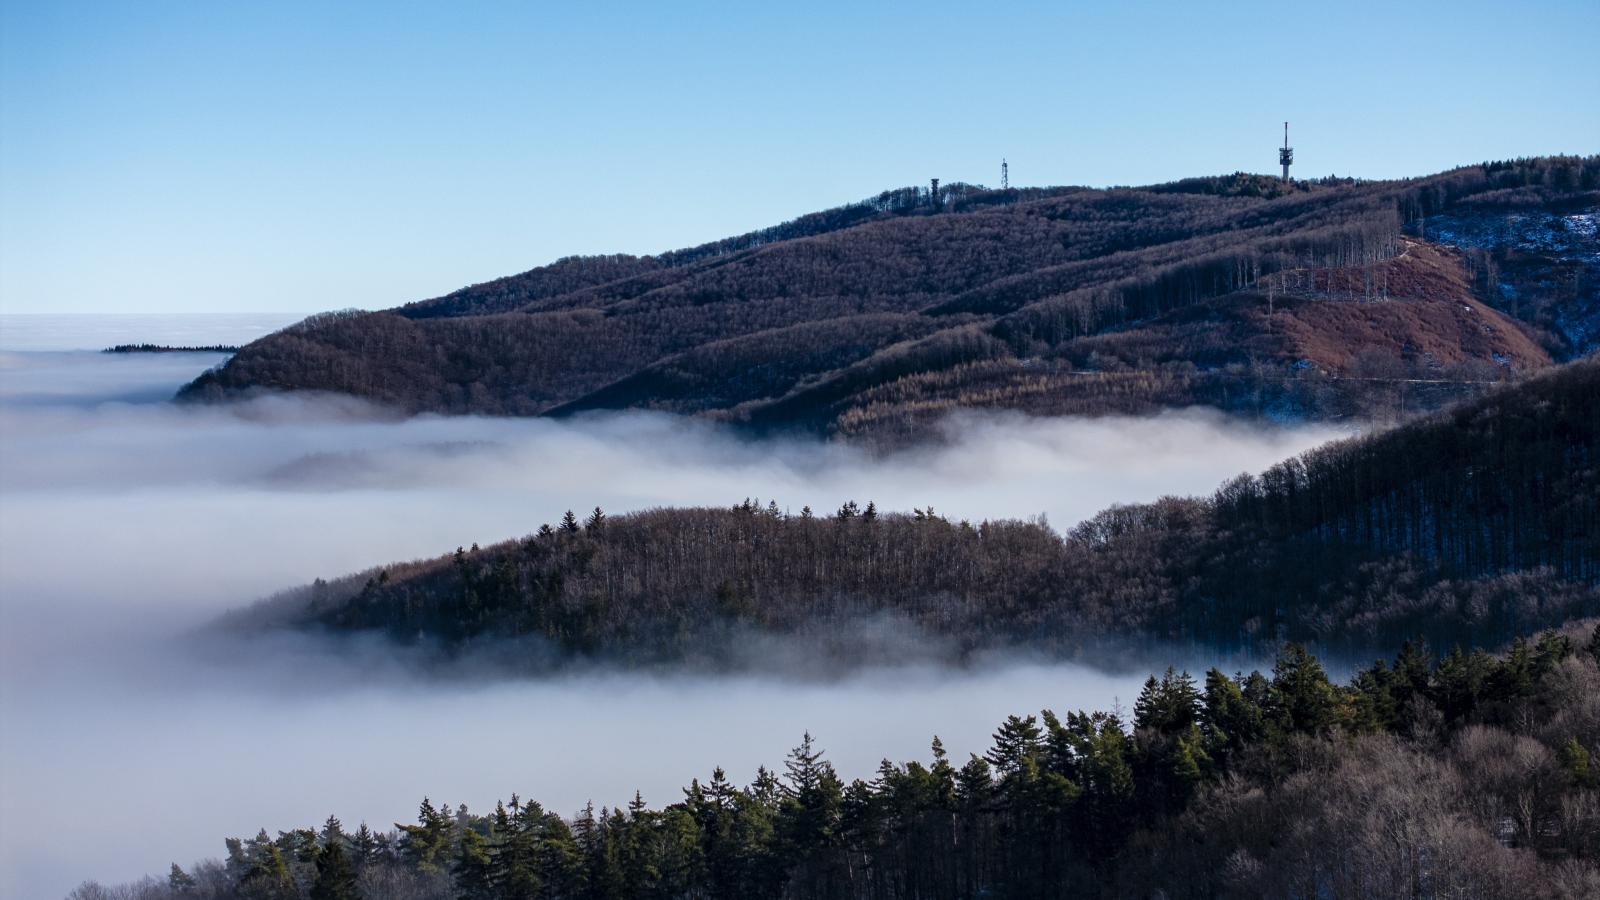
[0,317,1346,898]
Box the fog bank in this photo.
[0,342,1339,897]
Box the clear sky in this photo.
[1,1,1596,314]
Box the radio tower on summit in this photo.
[1001,158,1009,190]
[1279,122,1294,183]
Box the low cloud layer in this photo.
[0,349,1342,897]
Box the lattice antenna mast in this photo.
[1279,122,1293,183]
[1002,158,1009,190]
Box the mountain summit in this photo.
[180,158,1598,440]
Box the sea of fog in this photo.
[0,315,1346,898]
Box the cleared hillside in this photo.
[178,158,1599,440]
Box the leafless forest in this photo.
[236,358,1598,668]
[180,158,1598,442]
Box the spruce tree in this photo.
[1269,643,1338,736]
[781,732,843,864]
[1201,668,1265,764]
[749,765,783,810]
[928,737,958,809]
[319,815,346,848]
[1134,668,1201,735]
[490,799,542,900]
[351,824,378,869]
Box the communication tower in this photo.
[1279,122,1294,183]
[1002,159,1009,190]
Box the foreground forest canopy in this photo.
[179,157,1599,442]
[82,628,1600,899]
[228,356,1599,668]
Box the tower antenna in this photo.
[1279,122,1293,183]
[1002,158,1009,190]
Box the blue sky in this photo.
[2,1,1596,314]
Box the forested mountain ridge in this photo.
[177,158,1599,440]
[227,356,1600,668]
[84,628,1600,900]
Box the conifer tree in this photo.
[452,827,494,900]
[537,811,583,899]
[1134,668,1200,734]
[986,715,1043,783]
[241,836,296,900]
[351,824,378,868]
[1081,714,1135,855]
[750,765,783,810]
[781,732,844,865]
[281,827,320,864]
[928,736,958,809]
[224,837,250,880]
[1559,737,1595,789]
[1269,643,1338,735]
[1200,668,1264,765]
[309,839,360,900]
[167,863,196,892]
[1532,630,1572,678]
[956,755,993,810]
[397,797,454,873]
[319,815,346,848]
[1347,661,1398,735]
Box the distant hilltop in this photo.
[103,343,240,354]
[177,157,1599,442]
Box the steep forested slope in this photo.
[178,158,1599,440]
[93,630,1600,900]
[230,358,1600,667]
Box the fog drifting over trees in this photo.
[0,347,1339,898]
